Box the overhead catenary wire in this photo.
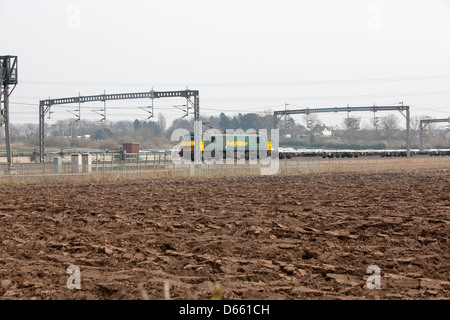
[8,101,450,118]
[18,74,450,87]
[7,82,450,126]
[10,88,450,106]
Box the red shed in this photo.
[123,143,140,154]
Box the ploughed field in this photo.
[0,170,449,300]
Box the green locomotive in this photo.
[180,131,272,160]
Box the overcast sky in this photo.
[1,0,450,128]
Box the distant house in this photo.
[320,125,333,137]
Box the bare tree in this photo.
[342,117,361,143]
[410,115,428,148]
[381,114,400,148]
[368,116,382,142]
[421,116,439,149]
[435,127,450,148]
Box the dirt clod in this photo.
[0,170,449,299]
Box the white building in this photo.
[320,125,333,137]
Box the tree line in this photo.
[0,112,448,151]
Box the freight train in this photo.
[178,132,450,161]
[179,132,273,161]
[278,148,450,159]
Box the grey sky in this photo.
[1,0,450,128]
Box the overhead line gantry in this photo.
[39,89,200,163]
[273,104,411,157]
[0,55,18,167]
[419,117,450,152]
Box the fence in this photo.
[278,156,450,174]
[0,156,449,185]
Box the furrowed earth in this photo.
[0,170,449,300]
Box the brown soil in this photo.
[0,170,449,300]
